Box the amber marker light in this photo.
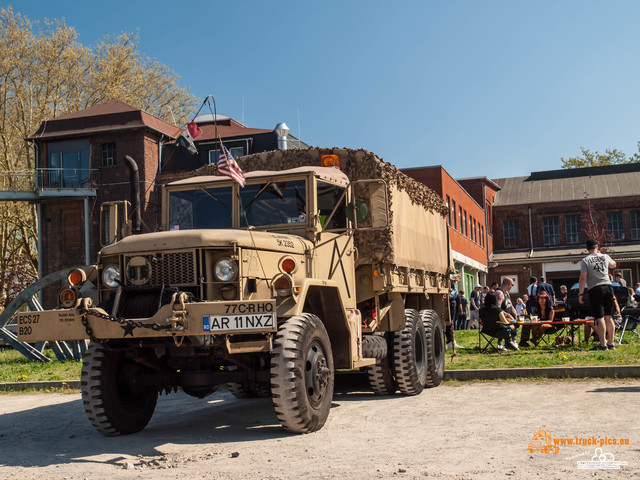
[373,268,380,277]
[320,154,339,168]
[59,287,77,308]
[274,276,292,296]
[68,268,86,286]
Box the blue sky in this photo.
[8,0,640,179]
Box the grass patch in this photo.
[446,329,640,370]
[0,349,82,384]
[1,327,639,386]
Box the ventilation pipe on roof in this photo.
[124,155,142,235]
[528,206,534,259]
[275,122,290,150]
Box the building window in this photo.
[606,212,624,241]
[472,217,477,243]
[47,139,90,188]
[465,210,468,236]
[542,216,560,245]
[451,200,457,230]
[101,143,116,166]
[459,206,463,235]
[503,219,519,247]
[617,268,632,287]
[565,215,581,244]
[480,225,485,248]
[631,211,640,240]
[445,195,451,226]
[209,146,244,164]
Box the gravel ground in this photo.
[0,377,638,479]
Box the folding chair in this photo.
[478,319,500,353]
[616,307,640,345]
[532,323,567,347]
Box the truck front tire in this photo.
[420,309,445,387]
[392,309,427,395]
[270,313,334,433]
[81,342,158,436]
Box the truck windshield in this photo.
[168,186,233,230]
[240,179,307,227]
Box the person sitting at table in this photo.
[479,292,519,351]
[531,291,557,344]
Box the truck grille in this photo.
[124,251,197,286]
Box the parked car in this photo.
[565,282,629,319]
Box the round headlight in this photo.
[102,265,120,288]
[214,258,237,282]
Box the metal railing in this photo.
[0,169,99,191]
[0,170,36,191]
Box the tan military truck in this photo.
[16,148,452,436]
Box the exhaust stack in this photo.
[124,155,142,235]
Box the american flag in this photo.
[218,145,246,187]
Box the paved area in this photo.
[0,377,638,479]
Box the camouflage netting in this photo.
[191,148,448,266]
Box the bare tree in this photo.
[580,196,614,254]
[0,7,197,306]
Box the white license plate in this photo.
[202,313,276,332]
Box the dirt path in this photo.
[0,377,638,479]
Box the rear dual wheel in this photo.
[366,308,444,395]
[364,334,397,395]
[420,309,445,387]
[393,309,428,395]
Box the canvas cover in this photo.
[188,147,451,275]
[388,185,450,273]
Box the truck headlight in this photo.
[214,258,237,282]
[102,265,120,288]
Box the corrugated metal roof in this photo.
[494,167,640,205]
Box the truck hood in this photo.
[100,229,313,255]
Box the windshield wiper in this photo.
[243,182,284,212]
[199,187,227,208]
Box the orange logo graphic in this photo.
[528,427,560,454]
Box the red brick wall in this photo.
[490,195,640,291]
[41,199,86,307]
[39,129,162,290]
[493,197,640,251]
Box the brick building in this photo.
[403,166,500,294]
[490,163,640,295]
[27,100,305,306]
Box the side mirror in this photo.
[348,180,389,230]
[99,201,131,246]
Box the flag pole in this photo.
[205,95,223,175]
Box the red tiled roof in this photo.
[194,122,272,141]
[28,99,182,140]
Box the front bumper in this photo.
[15,299,277,343]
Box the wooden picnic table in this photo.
[515,319,594,346]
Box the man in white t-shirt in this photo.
[578,239,617,351]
